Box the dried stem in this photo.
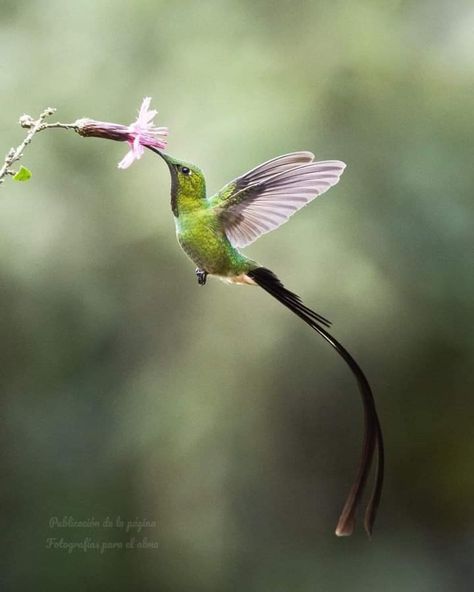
[0,108,79,187]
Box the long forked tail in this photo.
[247,267,384,537]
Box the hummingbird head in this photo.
[147,147,205,216]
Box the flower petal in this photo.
[139,97,152,116]
[137,97,157,125]
[117,149,137,169]
[115,97,169,168]
[132,136,145,158]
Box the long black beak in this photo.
[146,145,170,164]
[146,146,179,216]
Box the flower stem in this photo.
[0,108,56,185]
[0,108,80,187]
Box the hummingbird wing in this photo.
[211,151,316,205]
[211,153,346,248]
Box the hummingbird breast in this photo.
[175,211,250,277]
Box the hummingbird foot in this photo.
[195,268,208,286]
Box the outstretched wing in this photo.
[210,151,316,208]
[210,153,346,249]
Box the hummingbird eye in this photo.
[180,166,191,176]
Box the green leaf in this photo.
[13,166,32,182]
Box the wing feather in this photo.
[217,159,346,248]
[232,151,316,186]
[209,152,315,208]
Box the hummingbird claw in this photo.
[195,268,208,286]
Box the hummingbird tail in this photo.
[247,266,384,537]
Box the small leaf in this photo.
[13,166,32,182]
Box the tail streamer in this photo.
[247,267,384,537]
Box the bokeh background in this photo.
[1,1,473,590]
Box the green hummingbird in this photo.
[148,147,384,537]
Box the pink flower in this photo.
[117,97,168,169]
[74,97,168,169]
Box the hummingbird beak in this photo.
[147,146,178,178]
[147,146,180,216]
[147,145,170,163]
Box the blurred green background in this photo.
[1,1,473,590]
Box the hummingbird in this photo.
[148,147,384,537]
